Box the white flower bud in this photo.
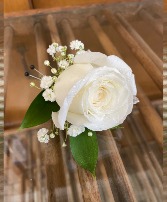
[56,45,66,53]
[37,128,49,143]
[40,76,53,89]
[61,52,66,56]
[62,142,67,147]
[68,54,74,59]
[42,89,56,102]
[51,68,57,74]
[47,44,56,57]
[53,76,58,82]
[50,133,55,138]
[70,40,84,50]
[52,42,58,47]
[88,131,93,137]
[58,60,69,69]
[30,82,35,87]
[44,60,50,66]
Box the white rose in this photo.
[52,52,137,131]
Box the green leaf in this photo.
[20,91,60,129]
[70,129,98,176]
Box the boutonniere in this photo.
[21,40,138,176]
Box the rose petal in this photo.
[67,112,88,126]
[56,68,97,130]
[54,64,93,107]
[107,55,137,95]
[74,52,108,67]
[52,112,61,128]
[84,93,133,131]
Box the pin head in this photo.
[25,72,29,76]
[30,65,35,69]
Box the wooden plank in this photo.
[30,129,48,202]
[125,119,162,198]
[96,155,115,202]
[34,134,43,202]
[32,0,139,9]
[59,131,78,202]
[122,125,158,202]
[78,168,101,202]
[45,135,67,202]
[98,131,137,202]
[34,22,49,75]
[46,15,61,44]
[88,16,120,55]
[138,9,163,35]
[116,13,162,71]
[137,87,162,146]
[61,19,75,44]
[165,0,167,13]
[4,3,115,19]
[132,113,163,179]
[26,132,35,202]
[104,10,162,90]
[28,0,34,9]
[4,0,31,13]
[62,140,84,202]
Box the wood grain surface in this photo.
[4,0,140,13]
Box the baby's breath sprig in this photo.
[70,40,84,51]
[61,121,70,147]
[55,128,59,136]
[26,40,86,144]
[51,122,59,136]
[51,68,57,74]
[30,82,41,89]
[46,40,85,76]
[67,54,74,65]
[44,60,50,67]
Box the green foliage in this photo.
[20,91,59,129]
[70,129,98,176]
